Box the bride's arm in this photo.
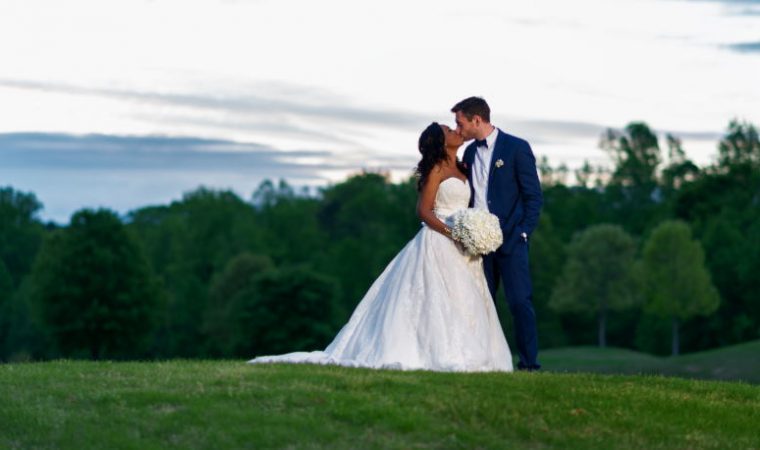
[416,168,455,240]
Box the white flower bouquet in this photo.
[450,208,503,256]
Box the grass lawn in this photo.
[541,339,760,384]
[1,360,759,449]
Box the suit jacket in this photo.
[463,129,543,254]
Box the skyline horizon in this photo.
[2,112,746,225]
[1,0,758,223]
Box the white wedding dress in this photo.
[248,178,513,372]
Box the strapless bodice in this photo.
[434,177,470,218]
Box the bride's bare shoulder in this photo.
[428,164,446,181]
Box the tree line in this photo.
[0,119,758,361]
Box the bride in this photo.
[248,123,513,372]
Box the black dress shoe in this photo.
[517,363,541,372]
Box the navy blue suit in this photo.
[463,129,543,370]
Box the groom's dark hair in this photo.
[451,97,490,123]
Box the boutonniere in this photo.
[495,159,504,168]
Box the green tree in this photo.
[0,277,54,361]
[128,187,261,357]
[549,224,639,347]
[0,187,48,360]
[252,179,327,263]
[661,134,700,194]
[601,122,661,190]
[203,252,275,357]
[528,213,568,347]
[31,209,161,359]
[640,220,720,356]
[599,122,671,235]
[0,260,11,303]
[574,160,594,188]
[0,187,45,286]
[541,184,606,243]
[673,154,760,350]
[243,266,342,357]
[717,119,760,170]
[0,260,13,356]
[316,173,418,313]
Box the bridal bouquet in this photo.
[450,209,503,256]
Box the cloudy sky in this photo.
[1,0,758,223]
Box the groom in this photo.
[453,97,543,371]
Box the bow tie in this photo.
[474,139,488,149]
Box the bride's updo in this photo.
[414,122,465,191]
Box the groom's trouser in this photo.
[482,243,540,369]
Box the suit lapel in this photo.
[486,131,504,196]
[463,145,472,179]
[464,144,476,206]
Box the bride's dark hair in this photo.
[414,122,465,191]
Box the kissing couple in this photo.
[250,96,543,372]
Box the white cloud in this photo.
[0,0,758,220]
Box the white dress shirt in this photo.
[472,127,499,210]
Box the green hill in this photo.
[541,339,760,383]
[1,360,758,449]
